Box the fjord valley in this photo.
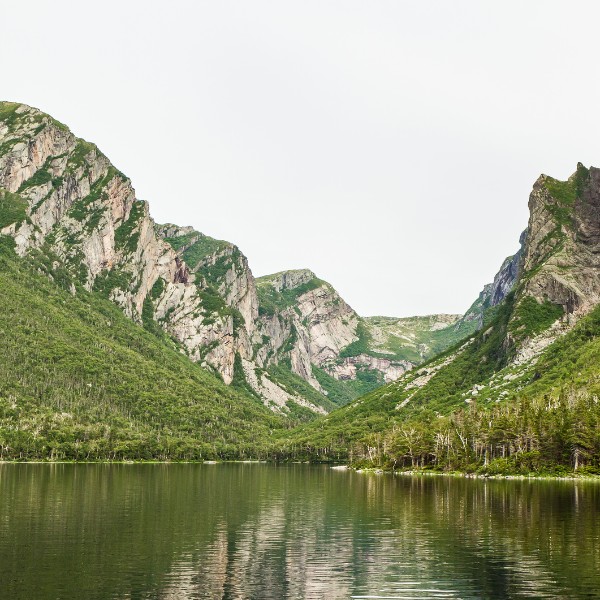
[1,100,600,476]
[0,101,476,460]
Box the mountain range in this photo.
[1,100,598,471]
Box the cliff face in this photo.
[521,164,600,315]
[0,104,182,315]
[460,232,525,330]
[460,164,600,335]
[0,102,255,388]
[256,270,360,393]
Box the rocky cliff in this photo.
[459,231,526,330]
[521,164,600,315]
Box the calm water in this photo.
[0,464,599,599]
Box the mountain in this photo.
[7,100,597,472]
[0,101,475,423]
[279,164,600,474]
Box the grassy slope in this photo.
[362,315,478,364]
[0,236,284,461]
[163,230,231,272]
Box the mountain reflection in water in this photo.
[0,464,598,599]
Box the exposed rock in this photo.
[266,269,316,292]
[328,354,412,383]
[521,164,600,316]
[460,231,526,328]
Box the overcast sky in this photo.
[3,1,600,316]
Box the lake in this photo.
[0,464,598,599]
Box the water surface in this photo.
[0,464,598,599]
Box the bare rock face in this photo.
[328,354,412,383]
[154,225,262,385]
[489,230,526,306]
[521,164,600,316]
[267,269,316,292]
[294,283,359,365]
[460,232,525,329]
[0,104,181,317]
[254,271,360,393]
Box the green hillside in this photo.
[276,299,600,474]
[0,236,283,461]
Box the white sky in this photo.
[3,1,600,316]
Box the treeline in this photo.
[277,392,600,475]
[0,421,273,462]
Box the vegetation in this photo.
[0,236,284,461]
[356,390,600,475]
[362,314,479,364]
[338,321,375,358]
[544,163,589,210]
[0,189,28,229]
[256,273,325,316]
[17,164,53,193]
[163,229,231,271]
[274,293,600,474]
[510,296,563,340]
[312,364,385,407]
[267,362,337,414]
[182,235,230,270]
[114,200,145,254]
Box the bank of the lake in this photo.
[3,458,600,481]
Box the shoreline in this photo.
[1,460,599,480]
[348,466,600,481]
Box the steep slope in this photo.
[459,231,525,329]
[0,236,283,460]
[278,164,600,473]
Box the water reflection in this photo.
[0,464,598,599]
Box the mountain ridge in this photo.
[5,100,598,472]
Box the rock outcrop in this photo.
[521,164,600,316]
[460,231,526,329]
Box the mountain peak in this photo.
[257,269,318,292]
